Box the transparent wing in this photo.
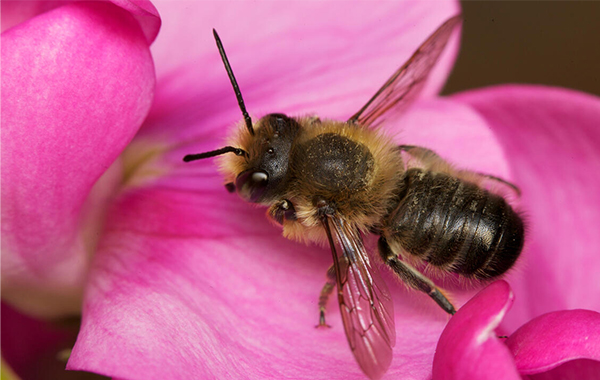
[348,15,462,128]
[399,144,521,203]
[321,215,395,380]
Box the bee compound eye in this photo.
[235,170,269,203]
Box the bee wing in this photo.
[348,15,462,128]
[321,215,395,380]
[399,144,522,201]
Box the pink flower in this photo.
[2,1,600,380]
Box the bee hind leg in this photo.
[378,237,456,315]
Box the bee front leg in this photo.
[225,182,235,193]
[378,237,456,315]
[267,199,297,225]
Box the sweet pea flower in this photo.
[2,1,600,380]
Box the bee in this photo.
[184,15,524,380]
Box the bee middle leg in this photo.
[378,237,456,315]
[316,265,336,328]
[316,259,348,328]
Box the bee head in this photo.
[183,113,300,203]
[234,113,300,203]
[183,31,303,204]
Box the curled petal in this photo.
[506,309,600,375]
[110,0,161,44]
[0,1,69,32]
[433,281,521,380]
[1,1,156,317]
[1,1,160,42]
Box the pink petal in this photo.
[506,310,600,375]
[67,89,520,379]
[1,0,161,43]
[1,1,156,317]
[143,0,460,145]
[67,186,453,380]
[455,86,600,332]
[433,281,521,380]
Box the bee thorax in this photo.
[293,133,374,193]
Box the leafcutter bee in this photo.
[184,15,524,380]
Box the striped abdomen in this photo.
[385,168,524,279]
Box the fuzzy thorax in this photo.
[218,115,403,245]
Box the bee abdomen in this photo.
[386,169,524,279]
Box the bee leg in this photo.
[378,237,456,315]
[316,265,336,328]
[225,182,235,193]
[267,199,297,225]
[316,258,349,328]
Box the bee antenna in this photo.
[183,146,248,162]
[213,29,254,136]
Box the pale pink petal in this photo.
[433,281,521,380]
[455,86,600,332]
[143,0,460,146]
[506,310,600,375]
[1,2,156,317]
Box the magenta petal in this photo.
[68,186,452,379]
[506,310,600,375]
[1,2,155,316]
[455,86,600,331]
[433,281,521,380]
[69,58,528,379]
[528,359,600,380]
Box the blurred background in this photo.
[443,1,600,97]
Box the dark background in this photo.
[442,1,600,97]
